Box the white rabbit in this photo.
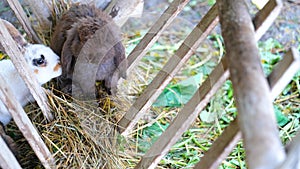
[0,20,62,125]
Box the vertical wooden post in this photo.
[218,0,285,168]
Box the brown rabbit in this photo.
[51,4,127,95]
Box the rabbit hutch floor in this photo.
[0,0,300,168]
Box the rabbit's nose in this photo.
[53,62,61,72]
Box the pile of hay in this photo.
[6,85,129,168]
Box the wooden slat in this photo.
[195,119,241,169]
[0,74,55,169]
[253,0,283,40]
[0,20,53,122]
[6,0,42,43]
[219,0,285,168]
[277,131,300,169]
[119,4,219,135]
[268,48,300,99]
[0,136,22,169]
[194,48,300,169]
[135,58,229,169]
[127,0,190,72]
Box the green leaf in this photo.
[153,73,203,107]
[138,122,169,152]
[274,105,289,127]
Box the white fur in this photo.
[0,44,62,125]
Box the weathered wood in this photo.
[219,0,285,168]
[278,131,300,169]
[135,58,229,169]
[24,0,52,29]
[133,0,286,168]
[119,4,219,135]
[193,1,285,168]
[194,47,300,169]
[6,0,42,43]
[268,48,300,99]
[0,74,55,169]
[0,136,22,169]
[253,0,283,40]
[0,19,27,52]
[105,0,144,27]
[0,20,53,122]
[126,0,189,73]
[194,119,241,169]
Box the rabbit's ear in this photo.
[0,19,28,50]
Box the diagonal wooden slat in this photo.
[195,118,241,169]
[135,57,229,169]
[268,48,300,99]
[127,0,190,72]
[195,47,300,169]
[0,20,53,121]
[0,136,22,169]
[135,46,299,169]
[119,4,219,135]
[6,0,42,43]
[0,74,55,169]
[277,130,300,169]
[253,0,283,40]
[135,0,284,168]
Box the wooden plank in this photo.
[0,74,55,169]
[0,136,22,169]
[194,47,300,169]
[126,0,190,73]
[119,4,219,135]
[0,20,53,122]
[6,0,42,43]
[135,58,229,169]
[218,0,285,168]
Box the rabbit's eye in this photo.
[33,55,46,66]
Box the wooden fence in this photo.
[0,0,299,168]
